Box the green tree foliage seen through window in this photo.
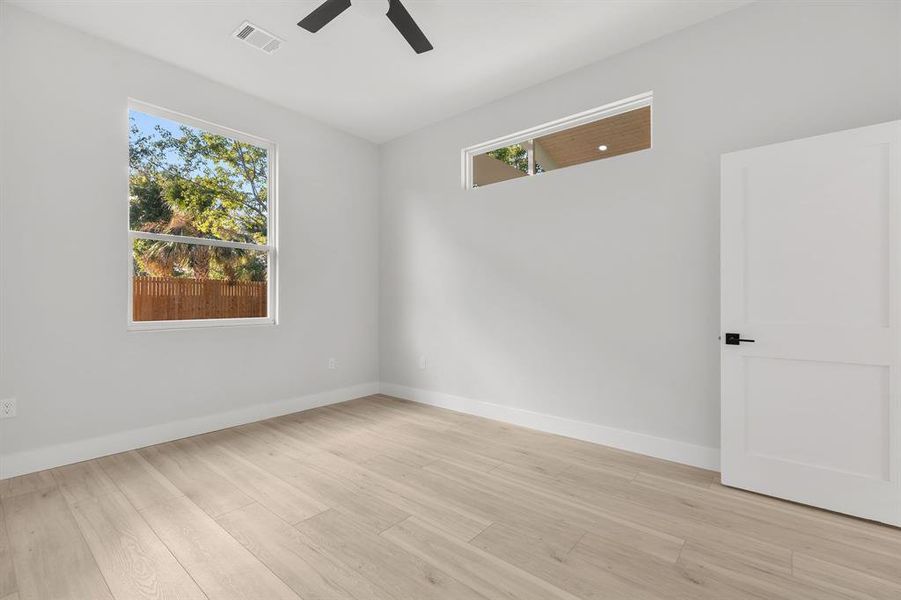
[129,110,269,282]
[486,143,544,175]
[487,144,528,173]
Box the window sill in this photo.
[127,317,275,332]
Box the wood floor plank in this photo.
[233,421,334,464]
[565,530,832,600]
[382,516,582,600]
[232,423,492,540]
[4,488,113,600]
[489,457,795,574]
[217,502,394,600]
[97,450,184,511]
[425,458,685,561]
[296,451,492,541]
[253,417,388,467]
[213,428,408,532]
[306,410,447,469]
[304,407,503,472]
[792,552,901,600]
[256,414,438,474]
[138,439,254,518]
[0,472,56,501]
[1,593,19,600]
[673,541,852,600]
[470,521,665,600]
[295,509,486,600]
[51,461,120,504]
[630,472,901,583]
[68,490,207,600]
[140,495,299,600]
[288,463,409,532]
[705,481,901,557]
[190,432,328,525]
[0,502,17,598]
[417,427,573,476]
[366,455,586,553]
[569,532,729,600]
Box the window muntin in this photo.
[464,92,652,189]
[128,101,276,329]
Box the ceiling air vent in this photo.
[233,21,283,55]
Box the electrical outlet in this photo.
[418,355,427,370]
[328,357,337,370]
[0,398,16,419]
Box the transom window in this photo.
[127,101,276,329]
[463,92,652,188]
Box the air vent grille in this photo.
[233,21,283,55]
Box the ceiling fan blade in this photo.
[298,0,352,33]
[386,0,433,54]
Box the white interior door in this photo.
[721,120,901,526]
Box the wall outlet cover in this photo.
[0,398,16,419]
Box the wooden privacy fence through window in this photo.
[133,276,267,321]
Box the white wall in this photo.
[379,0,901,464]
[0,6,380,476]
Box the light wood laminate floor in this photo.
[1,394,900,600]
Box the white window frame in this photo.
[127,99,278,331]
[461,91,653,189]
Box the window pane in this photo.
[533,106,650,173]
[129,109,269,245]
[472,143,529,187]
[132,239,268,321]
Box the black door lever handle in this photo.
[724,333,755,345]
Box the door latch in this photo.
[724,333,755,345]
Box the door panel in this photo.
[721,120,901,526]
[745,357,889,480]
[744,143,890,327]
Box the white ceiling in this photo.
[10,0,749,142]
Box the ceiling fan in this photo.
[297,0,433,54]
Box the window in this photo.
[464,92,652,188]
[127,101,276,329]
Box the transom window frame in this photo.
[461,91,653,189]
[126,99,279,331]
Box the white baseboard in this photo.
[1,380,719,479]
[0,381,380,479]
[380,382,720,471]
